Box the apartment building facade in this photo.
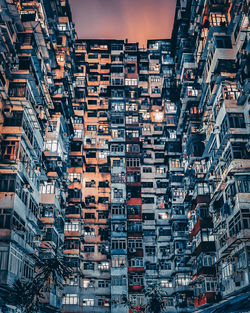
[0,0,74,312]
[173,0,250,311]
[0,0,249,313]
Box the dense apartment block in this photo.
[0,0,249,313]
[0,0,74,312]
[172,0,250,311]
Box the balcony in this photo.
[218,229,250,259]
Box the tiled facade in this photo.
[0,0,249,313]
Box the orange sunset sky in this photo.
[70,0,177,47]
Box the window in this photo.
[0,174,16,192]
[0,248,9,270]
[84,227,95,236]
[98,297,110,307]
[44,140,62,157]
[237,177,250,193]
[151,76,160,82]
[229,211,243,237]
[40,182,55,194]
[1,140,19,161]
[73,116,83,124]
[143,125,151,132]
[142,197,154,204]
[228,113,245,128]
[113,189,123,199]
[129,275,143,286]
[223,84,240,100]
[128,239,142,249]
[98,211,108,219]
[0,209,11,229]
[83,262,95,270]
[112,255,126,267]
[99,151,108,159]
[16,181,28,206]
[112,159,121,167]
[58,23,67,31]
[83,299,94,306]
[84,246,95,253]
[142,182,154,188]
[171,159,180,168]
[65,222,79,232]
[9,246,22,275]
[98,262,109,271]
[68,173,81,182]
[111,173,125,183]
[63,294,79,305]
[176,275,190,286]
[145,246,155,256]
[64,239,79,250]
[126,102,137,111]
[126,158,140,167]
[126,115,139,124]
[209,13,227,26]
[129,295,144,306]
[111,206,126,215]
[111,116,124,124]
[112,129,124,138]
[66,277,78,286]
[86,166,96,172]
[125,78,137,86]
[143,167,152,173]
[126,144,140,153]
[128,222,142,232]
[82,279,90,288]
[161,280,173,288]
[9,82,26,97]
[215,36,232,49]
[111,240,126,250]
[156,167,165,174]
[112,276,127,286]
[88,99,97,105]
[86,151,96,158]
[85,213,95,219]
[129,258,143,267]
[98,280,109,288]
[111,78,124,86]
[111,144,124,153]
[127,205,140,215]
[126,130,139,138]
[87,125,97,131]
[127,172,140,183]
[3,110,23,126]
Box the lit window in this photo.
[83,299,94,306]
[63,294,78,305]
[99,151,108,159]
[58,24,67,31]
[98,262,109,271]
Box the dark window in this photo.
[0,174,16,192]
[9,82,26,97]
[85,213,95,219]
[0,209,11,229]
[228,113,245,128]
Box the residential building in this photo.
[0,0,249,313]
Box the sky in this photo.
[70,0,177,47]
